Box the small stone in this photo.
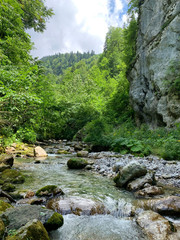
[135,186,164,197]
[77,151,89,158]
[25,191,35,198]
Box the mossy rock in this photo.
[36,185,64,197]
[0,200,13,214]
[0,154,14,167]
[44,212,64,231]
[67,158,88,169]
[6,219,50,240]
[57,150,69,154]
[0,169,25,184]
[2,183,16,192]
[0,219,5,239]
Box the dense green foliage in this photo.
[41,51,95,75]
[0,0,179,160]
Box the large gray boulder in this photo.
[127,172,155,191]
[114,161,147,188]
[0,205,63,232]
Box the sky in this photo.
[28,0,129,58]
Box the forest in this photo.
[0,0,179,160]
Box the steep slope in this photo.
[129,0,180,127]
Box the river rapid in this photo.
[13,141,180,239]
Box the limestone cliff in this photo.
[129,0,180,127]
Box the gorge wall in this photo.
[128,0,180,127]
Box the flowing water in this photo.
[14,152,147,240]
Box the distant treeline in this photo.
[41,51,96,75]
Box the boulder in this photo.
[6,219,50,240]
[77,151,89,158]
[127,172,155,191]
[147,196,180,216]
[114,161,147,188]
[0,169,25,184]
[137,210,174,240]
[0,219,5,239]
[47,196,108,216]
[0,205,64,232]
[138,196,180,216]
[36,185,64,197]
[0,154,14,167]
[67,158,88,169]
[135,186,164,197]
[2,183,16,192]
[0,163,10,172]
[34,146,48,157]
[44,212,64,231]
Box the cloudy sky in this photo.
[28,0,129,58]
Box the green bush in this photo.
[16,127,36,143]
[161,140,180,160]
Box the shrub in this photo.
[16,127,36,143]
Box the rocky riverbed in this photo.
[0,140,180,240]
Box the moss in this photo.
[36,185,64,197]
[57,150,69,154]
[67,158,88,169]
[7,220,50,240]
[0,219,5,239]
[0,200,13,214]
[0,169,25,184]
[44,212,64,231]
[2,183,16,192]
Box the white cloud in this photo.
[28,0,128,58]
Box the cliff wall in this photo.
[129,0,180,127]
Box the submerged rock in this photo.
[2,183,16,192]
[0,169,25,184]
[0,205,64,232]
[6,219,50,240]
[47,196,108,216]
[34,146,48,157]
[67,158,88,169]
[136,210,174,240]
[36,185,64,197]
[114,161,147,188]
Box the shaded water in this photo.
[14,153,147,240]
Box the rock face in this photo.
[128,0,180,127]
